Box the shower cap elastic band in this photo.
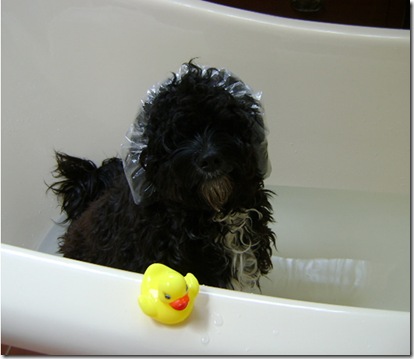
[121,62,271,205]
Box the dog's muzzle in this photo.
[200,176,233,212]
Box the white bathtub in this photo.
[2,0,410,354]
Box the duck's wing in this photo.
[138,294,157,318]
[184,273,199,296]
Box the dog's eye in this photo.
[164,293,171,300]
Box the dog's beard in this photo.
[200,176,233,212]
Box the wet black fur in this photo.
[48,62,276,289]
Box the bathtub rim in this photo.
[2,243,409,314]
[2,243,409,355]
[167,0,409,40]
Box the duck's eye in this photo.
[164,293,171,300]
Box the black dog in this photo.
[49,61,276,290]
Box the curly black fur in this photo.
[48,61,276,290]
[48,153,123,222]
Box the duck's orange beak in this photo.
[169,294,189,311]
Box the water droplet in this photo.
[213,313,223,327]
[201,335,210,345]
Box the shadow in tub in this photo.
[37,217,67,256]
[261,256,369,305]
[261,255,407,311]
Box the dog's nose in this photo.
[198,152,223,173]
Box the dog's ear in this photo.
[253,133,272,179]
[249,114,272,179]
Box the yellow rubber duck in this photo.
[138,263,200,325]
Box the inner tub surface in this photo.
[2,0,410,355]
[39,185,409,312]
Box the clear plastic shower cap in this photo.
[121,62,271,205]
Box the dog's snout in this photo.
[198,151,223,173]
